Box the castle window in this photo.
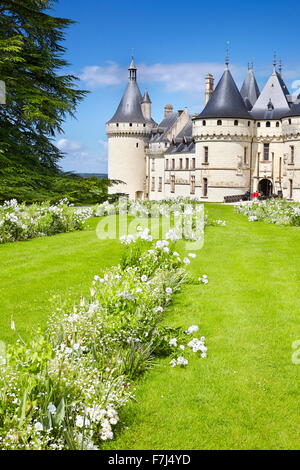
[217,120,222,126]
[263,143,270,161]
[165,159,169,170]
[151,158,155,171]
[234,120,239,126]
[202,178,208,197]
[276,122,280,127]
[165,142,168,148]
[289,119,292,125]
[136,143,139,148]
[290,146,295,164]
[179,158,183,169]
[266,121,271,128]
[204,146,209,163]
[289,179,293,199]
[116,123,119,127]
[244,147,247,165]
[143,123,146,127]
[190,175,195,195]
[171,175,175,193]
[151,177,155,192]
[248,121,251,127]
[129,123,132,127]
[172,158,175,170]
[257,122,261,127]
[192,158,196,169]
[158,177,162,192]
[186,158,189,169]
[202,120,206,126]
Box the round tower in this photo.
[106,58,154,200]
[193,65,253,202]
[282,103,300,201]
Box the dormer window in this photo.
[217,120,222,126]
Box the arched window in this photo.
[276,122,280,127]
[116,123,119,127]
[136,143,139,148]
[129,123,133,127]
[289,119,292,125]
[202,120,206,126]
[248,121,251,127]
[234,120,239,126]
[266,121,271,128]
[257,122,261,127]
[217,120,222,126]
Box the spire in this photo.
[197,68,251,119]
[225,41,230,69]
[107,57,149,124]
[128,56,137,81]
[142,90,151,103]
[240,65,260,110]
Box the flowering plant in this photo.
[236,199,300,226]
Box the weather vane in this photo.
[225,40,230,68]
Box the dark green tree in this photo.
[0,0,87,170]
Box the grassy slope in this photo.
[103,205,300,450]
[0,218,121,342]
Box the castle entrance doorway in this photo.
[258,179,273,197]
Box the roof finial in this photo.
[225,41,230,69]
[279,58,283,75]
[273,51,277,71]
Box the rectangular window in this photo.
[158,177,162,192]
[151,177,155,192]
[179,158,183,169]
[171,175,175,193]
[172,159,175,170]
[244,147,247,164]
[291,146,295,164]
[192,158,196,169]
[203,178,208,197]
[289,179,293,199]
[263,143,270,161]
[151,158,155,171]
[204,146,209,163]
[186,158,189,169]
[165,159,169,170]
[190,175,195,194]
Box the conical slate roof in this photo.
[240,68,260,110]
[142,91,151,103]
[196,69,251,120]
[107,59,149,124]
[251,70,290,119]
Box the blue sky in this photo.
[51,0,300,173]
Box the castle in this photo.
[106,57,300,202]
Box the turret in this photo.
[240,65,260,110]
[106,57,156,200]
[141,91,152,120]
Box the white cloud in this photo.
[80,61,245,93]
[56,138,85,152]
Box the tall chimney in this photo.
[164,104,173,117]
[205,74,214,104]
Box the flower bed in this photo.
[0,199,92,244]
[235,199,300,226]
[0,231,207,450]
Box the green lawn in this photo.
[0,206,299,449]
[0,218,121,342]
[103,205,300,450]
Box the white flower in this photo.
[141,275,148,282]
[165,287,172,295]
[183,257,191,265]
[179,345,185,350]
[47,403,56,415]
[186,325,199,334]
[188,253,196,258]
[34,422,43,432]
[169,338,177,347]
[177,356,189,366]
[173,251,179,257]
